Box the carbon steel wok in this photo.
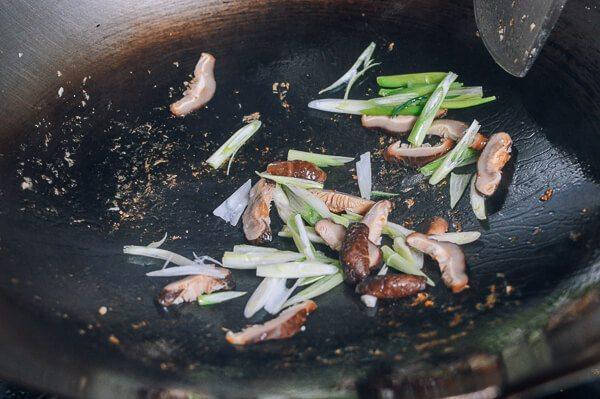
[0,0,599,398]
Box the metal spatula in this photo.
[474,0,568,77]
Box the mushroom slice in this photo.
[427,120,487,150]
[356,274,427,298]
[361,109,448,136]
[384,139,455,167]
[316,219,383,268]
[340,223,382,284]
[158,270,234,306]
[406,233,468,293]
[226,300,317,345]
[475,132,512,196]
[170,53,216,117]
[361,200,393,244]
[242,179,275,244]
[266,160,327,183]
[426,217,449,235]
[315,219,346,251]
[309,189,374,214]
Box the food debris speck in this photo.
[243,112,261,123]
[58,87,64,97]
[57,70,62,77]
[21,177,33,191]
[530,22,536,31]
[18,52,23,58]
[404,198,415,208]
[98,306,108,315]
[108,335,120,345]
[172,61,179,67]
[506,285,514,295]
[539,188,553,201]
[387,42,395,52]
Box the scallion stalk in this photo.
[470,175,487,220]
[197,291,246,306]
[278,225,326,244]
[381,246,434,285]
[256,262,339,278]
[222,250,304,269]
[287,149,354,167]
[407,72,458,146]
[283,272,344,307]
[206,121,261,169]
[319,42,376,95]
[429,120,480,184]
[371,191,399,198]
[256,172,324,189]
[379,82,463,97]
[232,244,279,253]
[288,214,317,260]
[377,72,448,88]
[442,96,496,109]
[419,148,479,176]
[450,173,473,209]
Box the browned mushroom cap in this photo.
[426,217,449,235]
[309,189,374,214]
[340,223,382,284]
[170,53,216,117]
[266,160,327,183]
[406,233,468,293]
[242,179,275,244]
[361,200,393,244]
[158,271,234,306]
[356,274,427,298]
[427,120,487,151]
[384,138,455,167]
[316,219,383,268]
[361,109,448,136]
[226,300,317,345]
[315,219,346,251]
[475,132,512,196]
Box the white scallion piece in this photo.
[264,279,300,314]
[212,179,252,226]
[256,262,338,278]
[256,172,324,189]
[308,98,371,115]
[244,277,285,318]
[197,291,246,306]
[146,264,228,278]
[286,185,333,220]
[297,275,326,286]
[222,251,304,269]
[407,72,458,146]
[232,244,279,254]
[273,184,294,222]
[361,265,388,308]
[284,272,344,307]
[206,120,262,170]
[287,150,354,167]
[430,232,481,245]
[287,214,317,260]
[147,232,168,248]
[318,42,376,95]
[470,175,487,220]
[123,246,193,265]
[279,225,326,244]
[450,173,473,209]
[381,246,434,285]
[356,152,372,200]
[430,120,481,185]
[392,237,424,270]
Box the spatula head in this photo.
[474,0,567,77]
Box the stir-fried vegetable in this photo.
[288,214,317,260]
[344,58,380,99]
[222,250,304,269]
[146,265,227,278]
[429,120,481,184]
[430,232,481,245]
[273,184,294,222]
[470,175,487,220]
[442,96,496,109]
[264,279,298,314]
[284,185,349,227]
[244,277,285,318]
[377,72,448,88]
[356,152,372,200]
[342,211,414,238]
[124,246,193,265]
[382,246,434,285]
[319,42,376,95]
[278,225,326,244]
[419,148,479,176]
[233,244,279,253]
[287,149,354,167]
[256,172,324,189]
[212,179,252,226]
[379,82,464,97]
[198,291,246,306]
[147,232,168,248]
[371,191,399,199]
[297,275,326,286]
[450,173,473,209]
[206,121,262,170]
[373,85,478,107]
[256,262,339,278]
[407,72,458,146]
[284,271,344,307]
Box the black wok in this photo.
[0,0,599,398]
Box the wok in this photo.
[0,0,599,398]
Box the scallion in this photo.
[381,246,434,285]
[283,272,344,307]
[278,225,326,244]
[206,121,261,170]
[377,72,448,88]
[256,262,338,278]
[429,120,480,184]
[319,42,376,95]
[222,250,304,269]
[450,173,473,209]
[256,172,324,189]
[287,149,354,167]
[371,191,399,199]
[197,291,246,306]
[470,175,487,220]
[419,148,479,176]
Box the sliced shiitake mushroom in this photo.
[475,132,512,196]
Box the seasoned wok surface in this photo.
[0,0,599,397]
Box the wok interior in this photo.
[0,0,598,397]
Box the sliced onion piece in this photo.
[450,173,473,209]
[429,120,480,185]
[430,231,481,245]
[147,232,168,248]
[198,291,246,306]
[222,251,304,269]
[284,272,344,308]
[232,244,279,254]
[256,262,338,278]
[470,175,487,220]
[361,265,388,308]
[146,264,229,278]
[318,42,376,95]
[212,179,252,226]
[244,277,285,318]
[256,172,324,190]
[381,246,434,286]
[356,152,372,200]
